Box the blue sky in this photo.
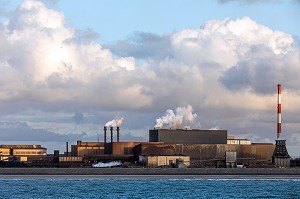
[0,0,300,155]
[54,0,300,43]
[2,0,299,42]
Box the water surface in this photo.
[1,176,299,198]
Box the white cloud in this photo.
[0,0,149,112]
[0,1,300,155]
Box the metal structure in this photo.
[272,84,290,168]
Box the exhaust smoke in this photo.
[154,105,199,129]
[105,117,124,127]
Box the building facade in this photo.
[0,144,47,162]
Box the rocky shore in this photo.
[1,168,300,176]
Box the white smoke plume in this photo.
[154,105,198,129]
[209,126,220,130]
[105,117,124,127]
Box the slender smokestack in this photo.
[277,84,282,139]
[116,126,120,142]
[104,126,107,144]
[66,142,69,157]
[110,126,113,143]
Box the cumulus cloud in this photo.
[74,28,100,44]
[107,32,173,60]
[0,1,300,155]
[0,0,151,113]
[169,17,300,95]
[2,1,298,116]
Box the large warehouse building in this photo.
[149,129,227,144]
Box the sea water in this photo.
[0,176,299,198]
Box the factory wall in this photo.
[134,142,275,166]
[72,141,142,158]
[174,143,275,163]
[110,142,141,155]
[240,144,275,161]
[133,143,176,160]
[149,129,227,144]
[140,155,190,167]
[71,141,105,157]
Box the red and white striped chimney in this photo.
[277,84,282,139]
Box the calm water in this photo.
[0,176,300,198]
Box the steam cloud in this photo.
[209,126,220,130]
[105,117,124,127]
[154,105,199,129]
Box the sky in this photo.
[0,0,300,155]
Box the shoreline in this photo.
[1,168,300,176]
[1,175,300,179]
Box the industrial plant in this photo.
[0,84,298,168]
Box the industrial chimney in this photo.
[277,84,282,139]
[104,126,107,144]
[116,126,120,142]
[66,142,69,157]
[110,126,113,143]
[272,84,290,168]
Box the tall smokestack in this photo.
[66,142,69,157]
[104,126,107,144]
[110,126,113,143]
[116,126,120,142]
[277,84,282,139]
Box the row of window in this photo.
[14,151,44,155]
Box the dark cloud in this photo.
[106,32,173,60]
[74,28,99,44]
[72,112,84,124]
[219,46,300,95]
[0,121,87,142]
[219,61,277,95]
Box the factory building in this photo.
[134,139,275,168]
[0,144,47,162]
[68,127,275,168]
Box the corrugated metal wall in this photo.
[149,129,227,144]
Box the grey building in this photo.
[149,129,227,144]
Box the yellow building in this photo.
[0,144,47,162]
